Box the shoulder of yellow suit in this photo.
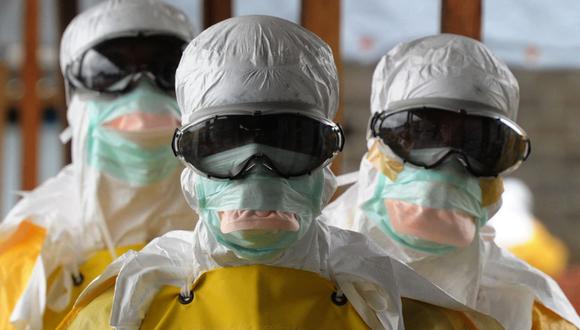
[43,243,144,329]
[0,220,47,330]
[59,265,368,329]
[0,218,145,330]
[58,264,505,330]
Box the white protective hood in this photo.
[175,15,339,124]
[371,33,519,123]
[60,0,195,75]
[0,1,197,328]
[324,34,580,329]
[175,14,340,204]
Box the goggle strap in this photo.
[369,112,381,137]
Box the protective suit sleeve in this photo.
[0,220,46,330]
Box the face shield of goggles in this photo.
[172,110,345,180]
[370,107,531,177]
[65,34,187,95]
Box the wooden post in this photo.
[21,0,41,190]
[301,0,343,175]
[0,62,7,208]
[441,0,482,40]
[56,0,78,165]
[56,0,78,39]
[203,0,232,28]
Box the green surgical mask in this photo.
[86,82,180,186]
[361,160,487,254]
[194,169,325,260]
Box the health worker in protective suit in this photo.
[0,0,197,328]
[57,16,504,330]
[324,34,580,329]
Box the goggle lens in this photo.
[173,113,344,179]
[67,35,186,94]
[372,108,531,177]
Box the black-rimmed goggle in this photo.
[65,34,186,94]
[370,108,531,177]
[172,112,344,179]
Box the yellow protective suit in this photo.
[59,264,504,329]
[0,219,144,330]
[42,244,144,329]
[402,298,503,330]
[531,302,577,330]
[0,221,46,330]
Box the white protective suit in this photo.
[324,34,580,329]
[0,1,197,329]
[59,17,501,330]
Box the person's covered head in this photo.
[57,0,198,248]
[60,0,196,186]
[361,34,530,255]
[173,15,342,260]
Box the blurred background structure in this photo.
[1,0,579,307]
